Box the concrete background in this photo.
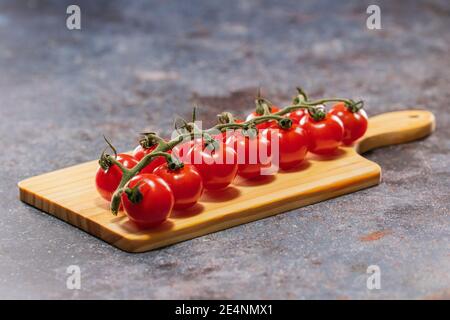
[0,0,449,299]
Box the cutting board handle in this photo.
[355,110,435,154]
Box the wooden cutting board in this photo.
[18,110,435,252]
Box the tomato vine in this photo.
[99,88,364,215]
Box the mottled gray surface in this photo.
[0,0,449,299]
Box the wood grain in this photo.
[18,110,435,252]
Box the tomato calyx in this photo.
[139,132,161,149]
[308,105,327,122]
[174,116,195,135]
[292,87,308,105]
[168,162,184,171]
[254,95,275,116]
[166,156,185,171]
[277,117,293,130]
[124,183,143,204]
[98,135,120,171]
[217,112,236,124]
[345,100,365,113]
[98,150,113,171]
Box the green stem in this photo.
[104,155,127,172]
[296,98,354,106]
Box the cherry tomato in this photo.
[299,114,344,155]
[95,154,138,201]
[226,132,272,179]
[328,102,368,145]
[132,144,171,174]
[263,124,309,170]
[121,174,174,228]
[153,163,204,210]
[286,109,307,124]
[246,106,280,130]
[185,142,238,190]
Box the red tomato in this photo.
[299,114,344,155]
[286,109,307,124]
[263,124,309,170]
[185,142,238,190]
[95,154,138,201]
[226,132,272,179]
[153,163,204,210]
[246,106,280,130]
[133,144,170,174]
[328,102,368,145]
[121,174,174,228]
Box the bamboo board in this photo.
[18,110,435,252]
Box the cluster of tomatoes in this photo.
[95,100,368,229]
